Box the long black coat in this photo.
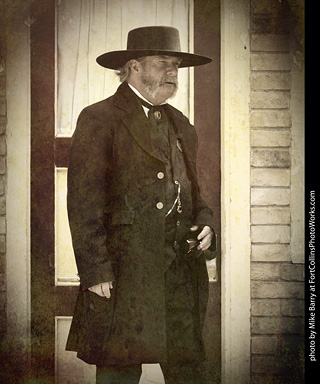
[66,82,215,365]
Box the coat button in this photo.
[154,110,162,120]
[156,202,164,210]
[157,172,164,179]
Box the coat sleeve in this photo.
[166,105,215,234]
[67,106,114,291]
[191,161,215,231]
[191,149,216,253]
[181,121,216,250]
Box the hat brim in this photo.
[96,49,212,69]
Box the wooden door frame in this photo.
[6,0,251,382]
[220,0,251,382]
[29,1,79,380]
[5,0,32,377]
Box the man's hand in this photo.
[88,281,113,298]
[190,225,214,251]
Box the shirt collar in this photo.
[127,83,167,116]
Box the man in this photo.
[66,26,216,384]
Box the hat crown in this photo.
[127,26,181,52]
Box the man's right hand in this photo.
[88,281,113,298]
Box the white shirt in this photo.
[127,83,167,117]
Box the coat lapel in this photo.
[164,104,198,167]
[113,82,197,166]
[113,83,166,163]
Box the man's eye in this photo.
[157,59,181,68]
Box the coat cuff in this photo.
[80,261,115,291]
[194,208,216,253]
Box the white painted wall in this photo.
[6,4,31,367]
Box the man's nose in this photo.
[166,63,178,76]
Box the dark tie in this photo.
[138,97,169,158]
[138,97,166,120]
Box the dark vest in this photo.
[149,106,192,269]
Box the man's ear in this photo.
[129,59,140,73]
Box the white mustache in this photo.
[160,76,178,87]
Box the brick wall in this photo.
[0,69,6,333]
[0,21,7,354]
[250,1,304,383]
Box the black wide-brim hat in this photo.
[96,26,212,69]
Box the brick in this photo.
[251,207,290,224]
[280,264,304,281]
[0,251,5,272]
[0,273,5,291]
[251,225,290,244]
[251,281,304,299]
[0,216,5,234]
[279,335,304,353]
[0,116,7,135]
[251,316,304,335]
[0,75,5,97]
[252,244,291,262]
[250,168,291,187]
[0,291,6,311]
[252,336,278,354]
[251,91,290,109]
[0,310,6,333]
[251,374,282,384]
[0,235,5,253]
[251,72,291,90]
[251,299,281,316]
[0,135,5,155]
[251,129,291,147]
[0,179,4,195]
[251,263,280,280]
[281,299,304,317]
[251,53,291,71]
[251,34,290,52]
[0,98,6,117]
[0,196,5,215]
[0,156,5,174]
[251,355,279,374]
[250,110,291,128]
[251,168,290,187]
[251,1,290,35]
[251,149,291,168]
[251,188,290,206]
[251,0,287,14]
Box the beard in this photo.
[140,73,178,100]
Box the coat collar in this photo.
[113,82,192,162]
[113,82,165,163]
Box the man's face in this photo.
[137,55,182,104]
